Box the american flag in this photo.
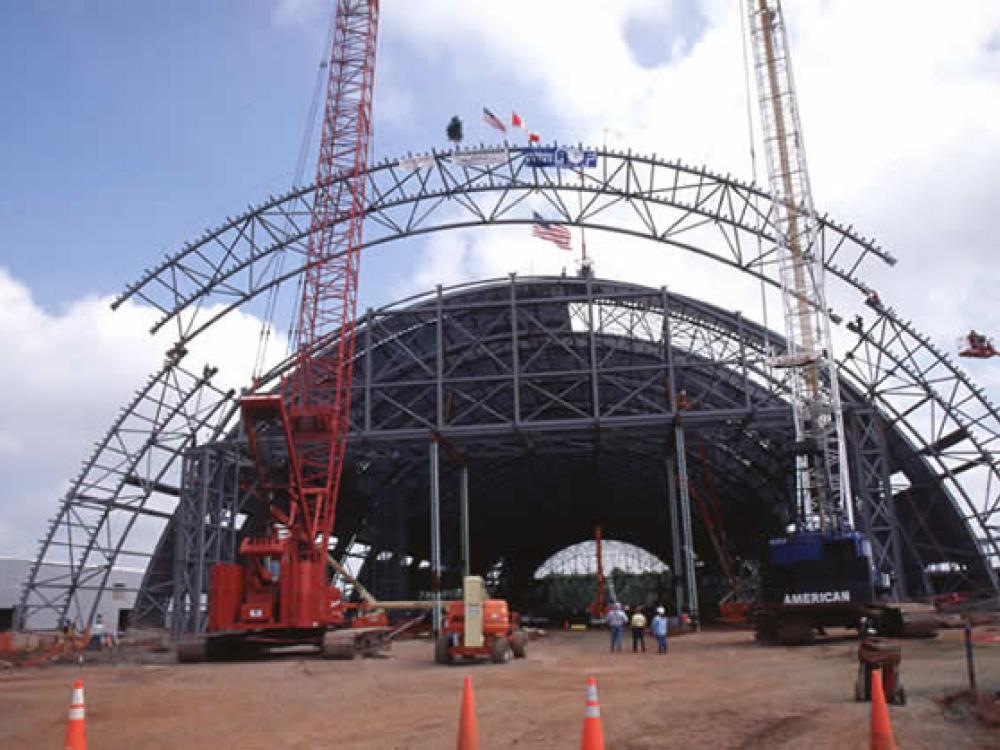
[482,107,507,134]
[531,211,572,251]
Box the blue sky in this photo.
[0,0,717,312]
[2,0,999,558]
[2,1,328,305]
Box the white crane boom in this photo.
[747,0,854,531]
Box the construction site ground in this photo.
[1,627,997,749]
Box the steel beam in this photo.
[460,464,470,579]
[666,457,684,614]
[429,440,442,635]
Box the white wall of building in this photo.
[0,557,143,633]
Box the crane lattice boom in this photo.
[747,0,853,530]
[231,0,380,633]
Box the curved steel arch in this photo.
[107,145,999,568]
[19,146,1000,629]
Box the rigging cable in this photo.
[252,15,337,382]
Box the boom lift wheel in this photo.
[490,635,512,664]
[435,635,454,664]
[510,630,528,658]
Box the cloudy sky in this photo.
[2,0,999,558]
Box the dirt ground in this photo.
[1,627,997,749]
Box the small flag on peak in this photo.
[511,109,541,145]
[482,107,507,134]
[531,211,572,251]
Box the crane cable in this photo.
[252,15,337,383]
[738,0,772,363]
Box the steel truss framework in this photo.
[18,146,1000,630]
[156,277,991,631]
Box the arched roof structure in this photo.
[17,145,1000,630]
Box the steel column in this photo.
[429,440,442,634]
[675,423,699,623]
[850,411,907,599]
[666,457,685,614]
[460,464,470,578]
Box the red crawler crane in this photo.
[180,0,382,662]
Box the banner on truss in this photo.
[525,146,598,169]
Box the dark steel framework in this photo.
[17,146,1000,630]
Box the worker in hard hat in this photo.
[630,607,647,653]
[607,602,628,653]
[651,606,669,654]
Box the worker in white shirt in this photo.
[607,602,628,652]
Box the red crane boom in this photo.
[206,0,380,642]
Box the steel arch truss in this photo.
[16,353,236,629]
[19,145,1000,630]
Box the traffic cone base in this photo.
[870,668,897,750]
[457,674,479,750]
[65,678,87,750]
[581,675,605,750]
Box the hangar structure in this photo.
[16,146,1000,633]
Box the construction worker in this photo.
[607,602,627,653]
[630,607,647,653]
[90,614,106,650]
[652,606,669,654]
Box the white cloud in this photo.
[377,1,1000,356]
[0,266,287,557]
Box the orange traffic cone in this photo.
[870,669,896,750]
[456,675,479,750]
[64,678,87,750]
[581,675,605,750]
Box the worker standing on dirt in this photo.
[652,607,668,654]
[630,607,647,653]
[607,602,628,652]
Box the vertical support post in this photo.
[460,463,470,579]
[965,623,978,692]
[364,308,373,433]
[586,272,600,422]
[662,285,699,625]
[435,285,444,430]
[675,423,699,627]
[429,441,442,635]
[510,274,521,426]
[737,312,751,411]
[194,448,209,633]
[666,457,685,615]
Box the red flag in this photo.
[528,132,541,144]
[511,111,523,128]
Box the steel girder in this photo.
[18,146,1000,630]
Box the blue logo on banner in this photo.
[524,147,598,169]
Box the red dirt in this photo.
[1,628,997,749]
